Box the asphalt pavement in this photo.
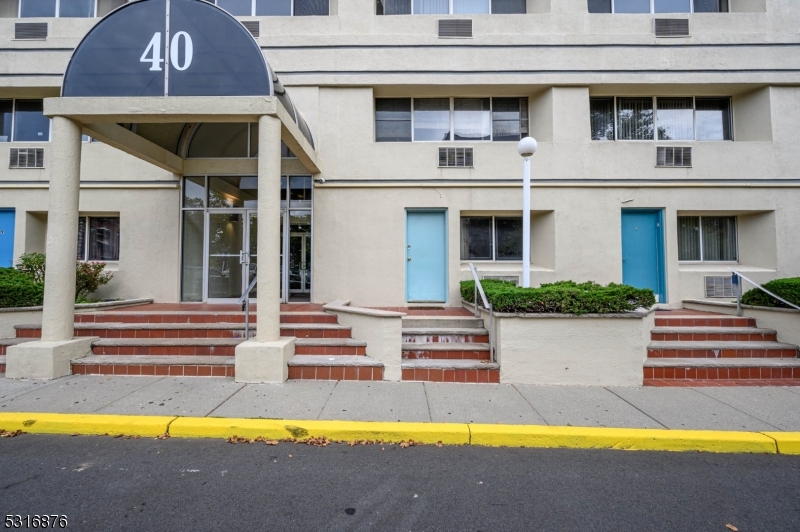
[1,434,799,531]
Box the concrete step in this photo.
[402,342,491,361]
[15,322,353,340]
[71,355,234,377]
[74,311,338,324]
[288,355,384,381]
[644,357,800,381]
[90,338,367,356]
[402,327,489,343]
[0,337,32,356]
[647,341,798,359]
[401,317,485,329]
[401,359,500,383]
[654,315,756,328]
[650,327,778,342]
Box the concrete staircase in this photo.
[5,310,384,380]
[401,316,499,383]
[644,311,800,386]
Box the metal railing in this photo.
[468,263,495,363]
[237,270,258,339]
[728,267,800,316]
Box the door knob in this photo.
[408,257,412,261]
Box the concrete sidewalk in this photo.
[2,376,799,432]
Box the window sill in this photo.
[677,263,775,273]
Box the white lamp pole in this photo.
[516,137,537,288]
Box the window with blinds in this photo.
[377,0,525,14]
[678,216,738,262]
[212,0,329,16]
[590,97,732,142]
[587,0,728,13]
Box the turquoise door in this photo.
[406,210,447,303]
[621,209,666,303]
[0,209,14,268]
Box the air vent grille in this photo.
[705,276,736,298]
[9,148,45,169]
[15,22,48,40]
[654,19,690,37]
[656,146,692,168]
[438,19,472,38]
[438,147,474,168]
[241,21,260,38]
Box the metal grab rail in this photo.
[468,263,495,363]
[728,267,800,317]
[238,269,258,340]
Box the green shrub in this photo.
[0,268,45,308]
[15,252,46,284]
[740,277,800,309]
[461,279,656,315]
[76,261,113,300]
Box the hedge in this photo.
[740,277,800,309]
[460,279,656,315]
[0,268,45,308]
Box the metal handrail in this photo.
[728,267,800,316]
[468,263,495,363]
[238,269,258,339]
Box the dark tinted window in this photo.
[590,98,615,140]
[60,0,95,17]
[376,98,412,142]
[377,0,411,15]
[491,0,525,13]
[694,0,729,11]
[20,0,57,17]
[695,98,732,141]
[290,176,312,202]
[257,0,292,15]
[13,100,50,142]
[460,218,493,260]
[492,97,528,142]
[89,217,121,261]
[495,218,523,261]
[0,100,11,142]
[587,0,612,12]
[294,0,329,15]
[216,0,252,15]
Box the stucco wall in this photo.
[492,311,655,386]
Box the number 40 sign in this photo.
[140,31,193,72]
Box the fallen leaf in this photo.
[0,429,25,438]
[726,525,738,532]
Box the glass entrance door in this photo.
[205,209,257,302]
[288,211,311,298]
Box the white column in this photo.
[42,116,82,341]
[522,156,531,288]
[256,115,282,342]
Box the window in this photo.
[678,216,737,262]
[376,97,529,142]
[20,0,96,17]
[0,100,51,143]
[377,0,524,14]
[590,97,732,141]
[588,0,728,13]
[212,0,329,16]
[77,216,120,261]
[461,216,523,261]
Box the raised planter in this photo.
[683,299,800,346]
[464,301,656,386]
[0,299,153,338]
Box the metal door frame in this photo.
[203,208,257,303]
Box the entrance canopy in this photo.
[46,0,318,174]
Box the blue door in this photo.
[406,210,447,303]
[0,209,15,269]
[621,209,666,303]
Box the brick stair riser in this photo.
[644,379,800,387]
[647,348,798,359]
[402,335,489,343]
[654,317,756,327]
[295,346,366,356]
[0,362,5,373]
[402,350,491,361]
[402,368,500,383]
[0,347,7,357]
[651,332,778,342]
[288,366,383,381]
[72,364,233,377]
[74,314,338,324]
[645,367,800,380]
[17,327,351,340]
[90,345,366,356]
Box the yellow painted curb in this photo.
[170,417,471,445]
[0,413,175,437]
[469,424,777,454]
[762,432,800,455]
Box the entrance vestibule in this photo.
[181,175,313,304]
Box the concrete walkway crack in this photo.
[758,432,781,454]
[603,387,669,429]
[205,383,247,417]
[689,387,783,432]
[164,416,179,436]
[422,383,433,423]
[316,381,338,420]
[90,376,166,414]
[511,385,549,425]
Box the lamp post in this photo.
[517,137,537,288]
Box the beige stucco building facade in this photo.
[1,0,799,314]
